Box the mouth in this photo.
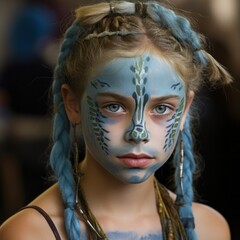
[117,153,154,168]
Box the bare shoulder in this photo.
[192,202,231,240]
[0,207,52,240]
[167,190,231,240]
[0,183,65,240]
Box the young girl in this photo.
[0,1,232,239]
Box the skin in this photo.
[0,184,231,240]
[0,52,231,240]
[80,54,186,184]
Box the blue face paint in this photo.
[107,231,162,240]
[81,53,186,184]
[80,230,162,240]
[126,56,150,143]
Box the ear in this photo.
[61,83,81,124]
[180,90,194,130]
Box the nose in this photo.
[125,123,150,144]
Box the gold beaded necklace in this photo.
[75,177,185,240]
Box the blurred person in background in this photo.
[0,1,58,222]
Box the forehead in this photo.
[87,53,185,96]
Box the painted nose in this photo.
[125,123,150,144]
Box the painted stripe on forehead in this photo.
[126,56,150,142]
[88,54,185,98]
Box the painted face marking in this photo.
[106,231,163,240]
[81,54,186,183]
[91,79,111,89]
[80,230,163,240]
[125,56,150,143]
[171,82,183,91]
[163,97,185,151]
[129,163,161,183]
[86,95,110,155]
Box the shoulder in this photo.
[0,184,65,240]
[192,202,231,240]
[167,190,231,240]
[0,206,53,240]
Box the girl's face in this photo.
[81,53,187,184]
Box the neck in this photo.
[76,155,184,239]
[79,157,156,217]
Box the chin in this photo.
[116,174,150,184]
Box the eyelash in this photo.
[102,103,175,116]
[104,103,125,113]
[151,104,175,116]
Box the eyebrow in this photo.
[150,95,181,102]
[97,92,181,101]
[97,92,132,101]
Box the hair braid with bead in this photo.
[173,113,198,240]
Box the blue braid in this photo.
[50,21,85,240]
[173,114,198,240]
[146,2,206,65]
[146,3,201,237]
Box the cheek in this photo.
[149,123,168,146]
[101,118,129,143]
[150,124,177,163]
[81,116,95,145]
[148,118,180,151]
[81,101,104,149]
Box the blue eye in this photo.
[106,104,124,113]
[152,105,172,115]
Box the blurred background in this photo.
[0,0,239,239]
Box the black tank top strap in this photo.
[20,205,61,240]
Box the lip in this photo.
[117,153,154,168]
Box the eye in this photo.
[105,103,125,113]
[152,104,173,115]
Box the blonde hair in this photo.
[63,1,232,100]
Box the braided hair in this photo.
[51,21,85,239]
[50,1,232,239]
